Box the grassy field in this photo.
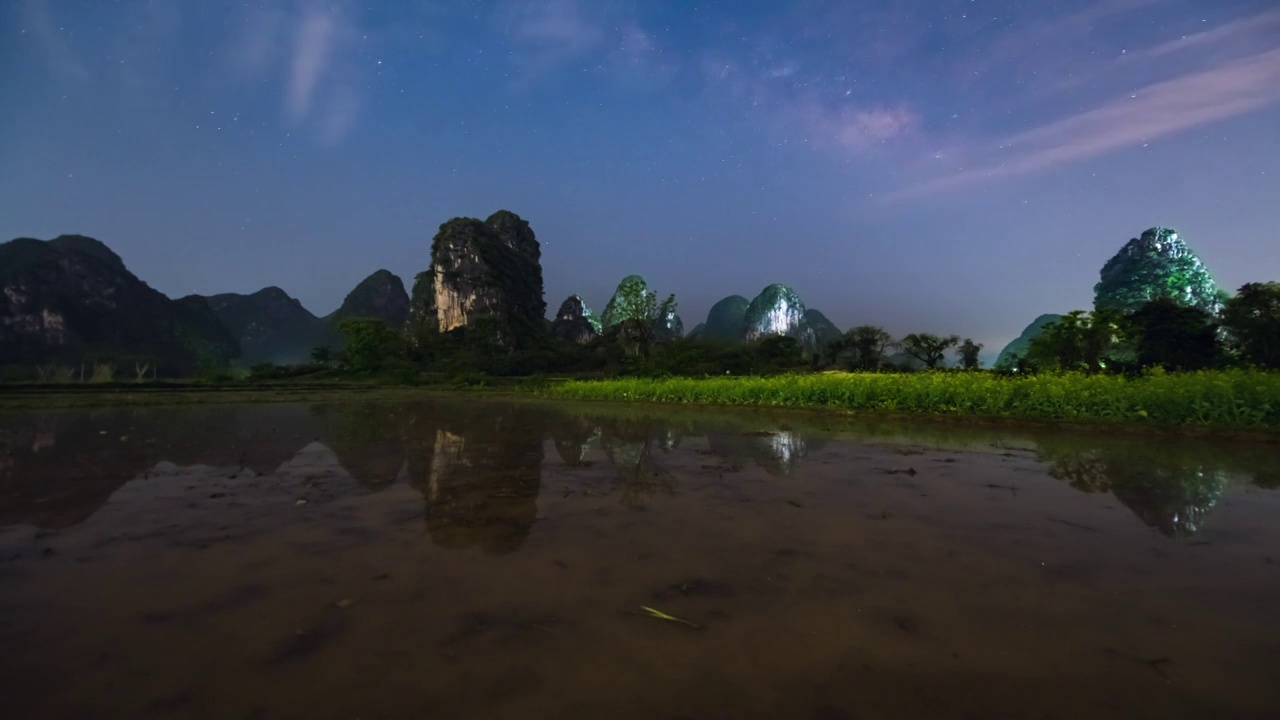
[541,369,1280,431]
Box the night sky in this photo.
[3,0,1278,356]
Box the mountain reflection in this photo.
[707,428,820,476]
[0,405,334,529]
[1034,440,1235,538]
[314,403,408,491]
[405,404,543,555]
[549,414,599,466]
[2,400,1276,545]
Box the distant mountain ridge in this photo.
[199,270,411,365]
[198,287,327,365]
[0,235,240,373]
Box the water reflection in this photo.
[549,414,599,466]
[0,405,327,529]
[1034,439,1235,538]
[409,406,543,555]
[314,403,407,491]
[595,417,680,509]
[1,400,1277,543]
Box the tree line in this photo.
[312,281,1278,381]
[1009,283,1280,374]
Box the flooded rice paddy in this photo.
[1,398,1278,719]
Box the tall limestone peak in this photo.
[428,210,546,346]
[551,294,600,344]
[744,284,815,350]
[601,275,650,329]
[1094,227,1224,317]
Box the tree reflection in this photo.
[596,417,678,509]
[1036,440,1233,538]
[548,414,600,467]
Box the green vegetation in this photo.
[7,223,1279,436]
[1094,227,1224,317]
[337,317,406,373]
[542,369,1280,431]
[1221,282,1280,369]
[900,333,961,369]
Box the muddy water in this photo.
[1,399,1278,719]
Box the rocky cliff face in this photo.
[995,313,1063,369]
[407,270,437,340]
[1094,227,1225,317]
[325,269,410,328]
[702,295,750,343]
[0,235,239,373]
[201,287,325,365]
[804,308,842,349]
[425,210,545,346]
[551,294,601,344]
[744,284,815,351]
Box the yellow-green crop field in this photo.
[542,370,1280,431]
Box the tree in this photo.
[310,345,333,364]
[956,339,983,370]
[650,293,679,339]
[900,333,960,369]
[1027,309,1130,373]
[337,318,405,372]
[601,276,651,327]
[602,318,654,359]
[1128,298,1220,371]
[754,335,804,370]
[601,285,677,359]
[828,325,895,370]
[1220,282,1280,369]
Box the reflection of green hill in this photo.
[1033,438,1245,538]
[596,417,678,509]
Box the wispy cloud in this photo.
[21,0,89,81]
[495,0,669,87]
[701,44,918,156]
[227,1,364,146]
[886,47,1280,200]
[499,0,604,74]
[1122,8,1280,63]
[287,4,340,121]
